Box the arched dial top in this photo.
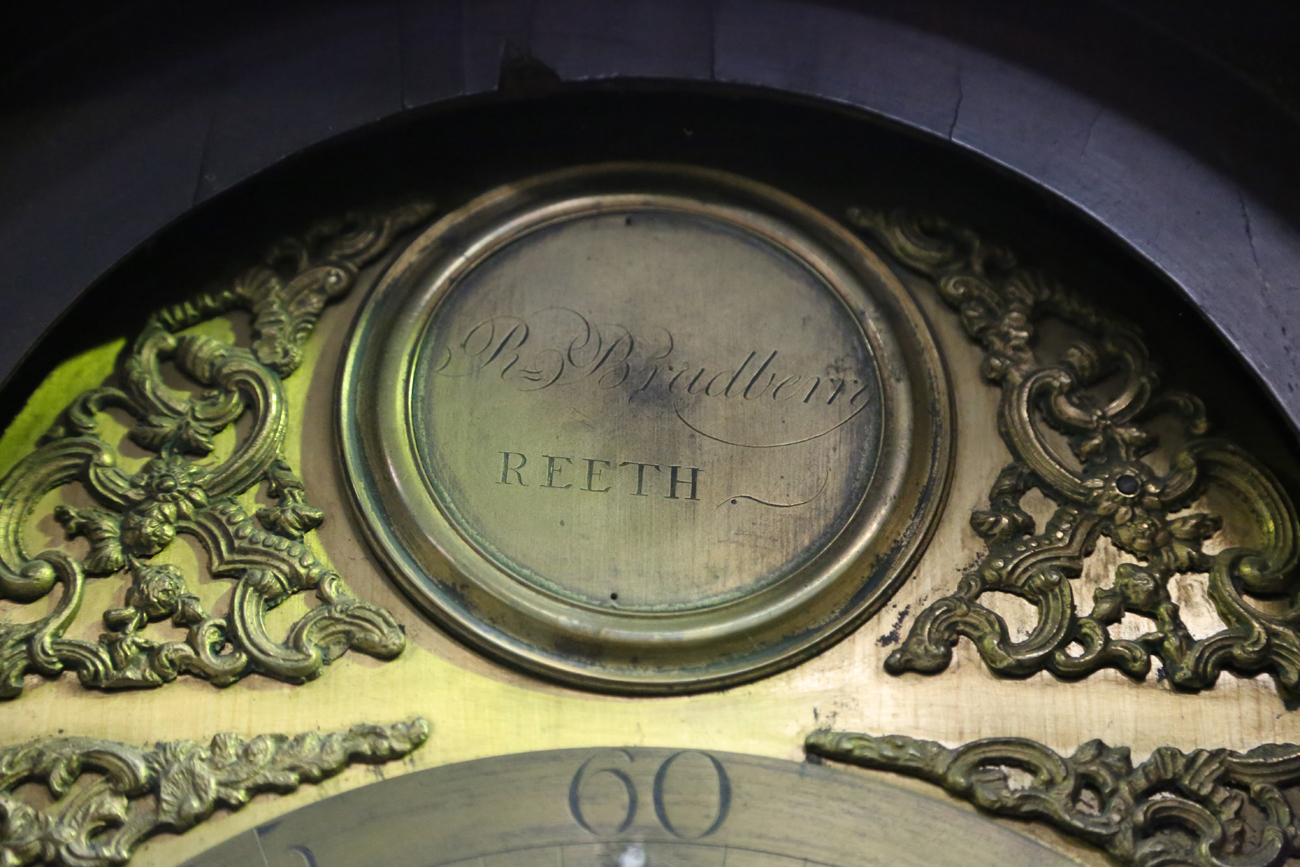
[339,164,952,693]
[184,748,1075,867]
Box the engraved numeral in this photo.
[288,846,319,867]
[568,749,638,833]
[568,750,730,840]
[653,751,731,839]
[254,824,321,867]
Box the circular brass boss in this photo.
[339,164,952,692]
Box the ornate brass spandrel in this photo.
[0,203,433,698]
[807,728,1300,867]
[848,208,1300,697]
[0,718,429,867]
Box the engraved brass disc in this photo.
[186,748,1075,866]
[340,164,951,692]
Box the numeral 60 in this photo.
[568,750,731,840]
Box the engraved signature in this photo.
[430,308,873,416]
[429,308,657,392]
[435,309,874,509]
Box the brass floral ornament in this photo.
[807,729,1300,867]
[0,718,429,867]
[849,209,1300,695]
[0,203,434,697]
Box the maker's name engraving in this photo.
[499,451,701,500]
[431,309,874,449]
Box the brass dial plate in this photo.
[340,164,952,692]
[184,748,1074,867]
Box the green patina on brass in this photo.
[0,339,125,479]
[809,728,1300,867]
[854,210,1300,696]
[0,718,429,867]
[0,204,432,698]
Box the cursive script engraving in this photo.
[673,400,871,449]
[431,309,873,446]
[718,470,829,510]
[403,201,894,616]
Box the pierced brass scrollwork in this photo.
[850,209,1300,695]
[0,203,433,698]
[808,728,1300,867]
[0,718,429,867]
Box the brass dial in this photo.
[185,748,1074,867]
[339,164,952,693]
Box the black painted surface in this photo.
[10,89,1295,505]
[0,0,1296,434]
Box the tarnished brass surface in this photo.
[809,728,1300,867]
[5,169,1300,867]
[183,747,1075,867]
[854,210,1300,698]
[0,719,427,867]
[0,207,424,698]
[341,164,952,693]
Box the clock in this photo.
[338,163,950,693]
[184,748,1075,867]
[2,11,1299,867]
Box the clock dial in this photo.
[340,164,951,693]
[3,59,1297,867]
[414,196,881,613]
[184,748,1074,867]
